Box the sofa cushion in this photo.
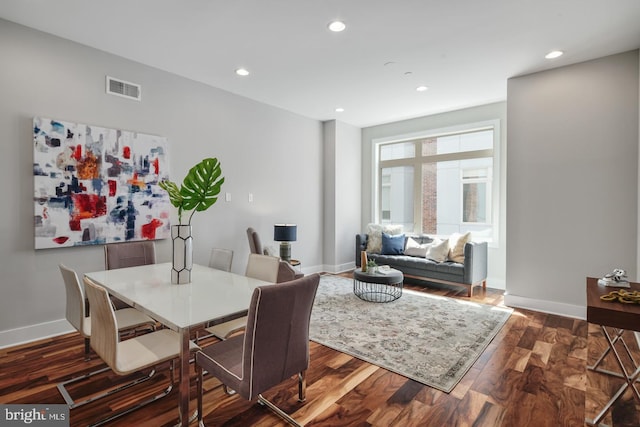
[448,232,471,263]
[367,253,465,281]
[381,233,405,255]
[365,223,403,253]
[404,237,431,257]
[426,238,449,262]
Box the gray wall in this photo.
[506,50,640,317]
[323,120,362,272]
[0,19,324,346]
[361,102,508,288]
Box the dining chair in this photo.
[82,277,199,426]
[57,264,157,409]
[208,247,234,272]
[104,240,156,269]
[196,273,320,427]
[203,253,280,341]
[104,240,156,309]
[247,227,303,282]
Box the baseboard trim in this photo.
[0,319,73,350]
[321,262,356,274]
[504,293,585,320]
[486,276,505,290]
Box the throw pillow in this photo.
[448,232,471,263]
[365,223,383,253]
[381,233,405,255]
[365,223,403,253]
[404,237,431,257]
[425,238,449,263]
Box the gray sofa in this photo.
[355,234,488,297]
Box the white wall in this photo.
[506,50,639,318]
[0,19,324,347]
[361,102,507,289]
[323,120,362,272]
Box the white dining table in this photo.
[84,262,268,426]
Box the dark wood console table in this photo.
[586,276,640,425]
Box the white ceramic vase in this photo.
[171,225,193,284]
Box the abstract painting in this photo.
[33,117,171,249]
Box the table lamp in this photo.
[274,224,297,262]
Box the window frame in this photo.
[460,166,492,226]
[372,119,500,245]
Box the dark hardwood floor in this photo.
[1,272,638,426]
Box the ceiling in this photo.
[1,1,640,128]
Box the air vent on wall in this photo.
[106,76,141,101]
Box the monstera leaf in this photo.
[159,157,224,225]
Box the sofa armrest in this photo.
[355,234,368,267]
[463,241,488,284]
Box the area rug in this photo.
[309,275,512,392]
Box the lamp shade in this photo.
[274,224,297,242]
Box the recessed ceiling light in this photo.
[545,50,563,59]
[416,86,428,92]
[328,21,346,32]
[235,68,250,76]
[335,107,345,113]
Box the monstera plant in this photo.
[160,157,224,284]
[159,157,225,225]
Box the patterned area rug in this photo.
[309,275,512,392]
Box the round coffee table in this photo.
[353,268,404,303]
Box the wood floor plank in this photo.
[2,272,638,426]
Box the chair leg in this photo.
[257,394,303,427]
[58,366,157,409]
[87,361,176,427]
[298,370,306,402]
[83,337,91,361]
[197,364,204,426]
[256,370,306,427]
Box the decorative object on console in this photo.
[273,223,297,262]
[33,117,171,249]
[598,268,630,288]
[159,158,225,284]
[599,289,640,303]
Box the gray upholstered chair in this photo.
[104,240,156,309]
[83,277,199,425]
[196,273,320,427]
[104,240,156,269]
[247,227,303,283]
[203,253,280,341]
[208,247,234,272]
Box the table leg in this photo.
[586,326,640,426]
[588,328,637,378]
[178,327,190,427]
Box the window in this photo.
[375,123,498,242]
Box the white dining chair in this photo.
[57,264,157,409]
[208,247,234,272]
[81,277,199,426]
[203,254,279,340]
